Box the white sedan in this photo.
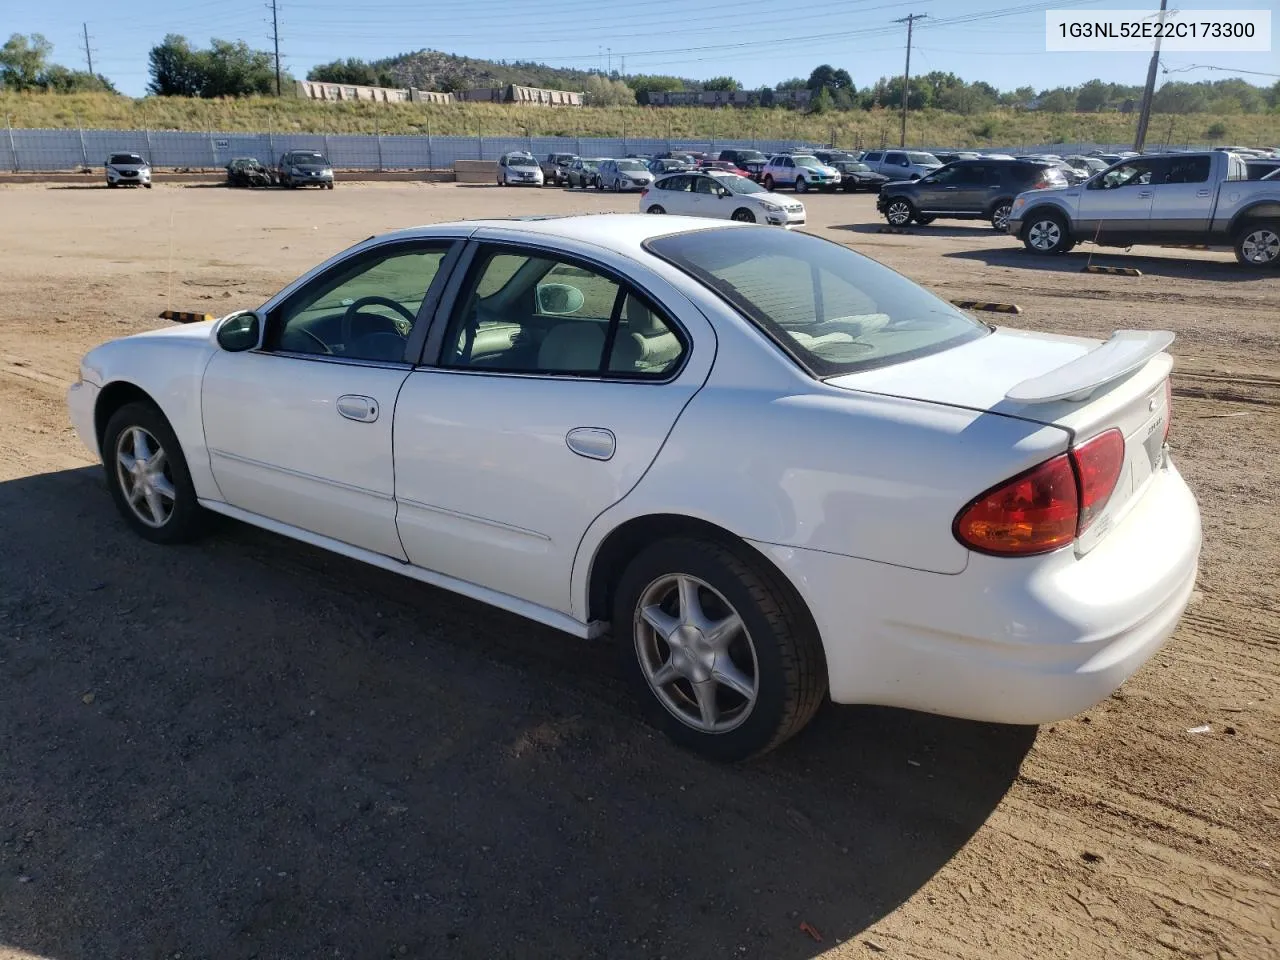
[67,215,1201,760]
[641,171,805,227]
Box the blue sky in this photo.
[14,0,1279,98]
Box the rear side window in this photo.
[1011,163,1042,185]
[646,228,987,378]
[885,152,906,164]
[1164,156,1210,184]
[864,152,882,162]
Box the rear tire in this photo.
[763,175,775,190]
[1023,211,1071,255]
[102,402,208,545]
[1234,222,1280,268]
[647,205,665,214]
[613,538,827,761]
[989,201,1012,232]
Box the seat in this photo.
[613,296,683,374]
[537,322,606,373]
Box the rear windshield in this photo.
[646,228,987,377]
[110,154,144,165]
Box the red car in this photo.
[698,160,751,178]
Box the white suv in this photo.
[761,154,841,193]
[105,152,152,189]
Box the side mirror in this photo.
[216,310,262,352]
[921,176,937,184]
[535,283,585,316]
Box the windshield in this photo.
[290,152,327,164]
[646,229,987,377]
[792,155,823,169]
[712,174,766,195]
[907,152,940,166]
[617,159,648,171]
[509,156,537,167]
[110,154,144,165]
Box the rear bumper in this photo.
[751,460,1202,724]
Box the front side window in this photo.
[885,153,906,165]
[694,176,719,195]
[646,228,986,378]
[1096,159,1162,189]
[864,152,883,162]
[271,244,448,363]
[443,248,685,378]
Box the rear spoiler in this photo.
[1006,329,1175,404]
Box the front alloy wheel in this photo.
[795,177,808,194]
[1235,224,1280,267]
[1024,214,1069,254]
[116,426,176,529]
[884,199,913,226]
[103,402,207,544]
[731,208,756,223]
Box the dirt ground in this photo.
[0,181,1277,960]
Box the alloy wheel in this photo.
[991,203,1012,231]
[886,200,912,226]
[1028,219,1062,251]
[115,426,177,528]
[633,574,759,734]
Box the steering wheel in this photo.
[340,296,416,350]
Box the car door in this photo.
[912,164,960,210]
[687,174,722,216]
[883,152,908,180]
[1151,155,1214,237]
[1076,157,1168,243]
[393,235,713,613]
[201,239,460,558]
[659,174,695,214]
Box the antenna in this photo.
[893,13,927,148]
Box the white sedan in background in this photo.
[641,171,805,227]
[67,215,1201,761]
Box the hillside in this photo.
[4,92,1279,149]
[373,50,651,94]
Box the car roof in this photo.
[379,213,732,256]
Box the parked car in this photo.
[640,170,805,226]
[879,159,1068,230]
[1245,159,1280,180]
[277,150,334,189]
[832,160,889,192]
[761,154,841,193]
[68,215,1201,760]
[933,151,981,164]
[698,159,751,178]
[541,152,578,185]
[1009,151,1280,267]
[1064,155,1109,176]
[717,148,768,169]
[859,149,942,181]
[812,150,856,166]
[648,158,693,177]
[497,152,545,187]
[225,157,273,188]
[596,158,654,192]
[1025,157,1089,185]
[105,152,151,189]
[565,157,603,189]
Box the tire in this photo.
[1023,211,1071,255]
[914,215,936,225]
[107,180,118,188]
[613,537,827,761]
[594,177,603,191]
[883,198,914,227]
[647,205,666,214]
[731,207,756,223]
[1233,222,1280,268]
[763,175,775,190]
[795,177,808,194]
[101,402,207,545]
[144,183,153,189]
[989,201,1012,232]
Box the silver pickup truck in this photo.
[1007,151,1280,268]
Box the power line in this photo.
[894,13,926,147]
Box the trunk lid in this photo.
[827,327,1174,555]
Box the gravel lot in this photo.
[0,181,1277,960]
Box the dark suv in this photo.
[877,159,1067,230]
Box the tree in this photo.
[40,64,117,93]
[1075,79,1111,112]
[807,64,853,92]
[703,76,740,92]
[0,33,53,91]
[309,58,388,86]
[628,74,684,97]
[147,35,206,97]
[1035,88,1075,112]
[582,75,635,106]
[808,87,834,115]
[775,77,807,91]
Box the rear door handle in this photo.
[1138,190,1153,198]
[1196,189,1211,197]
[565,427,615,461]
[336,394,379,423]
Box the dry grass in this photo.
[4,92,1279,148]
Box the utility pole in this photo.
[81,23,94,76]
[269,0,282,96]
[607,48,612,76]
[894,13,926,148]
[1132,0,1168,152]
[621,56,625,77]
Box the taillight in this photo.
[954,454,1078,556]
[1163,377,1172,443]
[1072,429,1125,532]
[640,187,649,198]
[954,428,1125,556]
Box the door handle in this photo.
[336,394,379,423]
[1138,190,1153,198]
[565,427,615,461]
[1196,189,1210,197]
[944,186,958,190]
